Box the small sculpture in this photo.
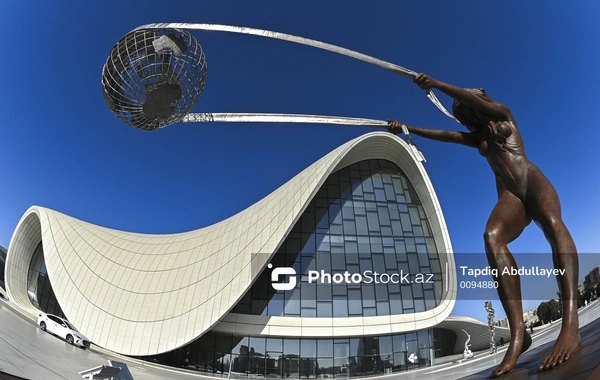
[462,329,474,359]
[485,301,498,354]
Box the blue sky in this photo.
[1,1,599,322]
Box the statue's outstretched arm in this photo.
[437,81,510,118]
[413,74,511,119]
[388,120,479,148]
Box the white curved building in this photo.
[5,132,460,376]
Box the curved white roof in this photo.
[5,132,456,356]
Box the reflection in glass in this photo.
[27,242,66,319]
[233,160,441,318]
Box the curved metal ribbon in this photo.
[181,112,427,162]
[181,112,387,126]
[135,23,459,124]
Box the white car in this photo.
[37,313,91,349]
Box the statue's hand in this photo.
[387,120,405,135]
[413,73,439,90]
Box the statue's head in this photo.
[452,88,490,132]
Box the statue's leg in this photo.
[484,191,532,378]
[526,168,581,371]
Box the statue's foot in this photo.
[489,330,532,378]
[537,327,581,372]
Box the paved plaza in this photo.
[1,298,598,380]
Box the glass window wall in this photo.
[138,329,439,378]
[27,242,66,319]
[233,160,442,318]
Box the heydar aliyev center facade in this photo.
[4,132,477,377]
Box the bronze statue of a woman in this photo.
[388,74,581,378]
